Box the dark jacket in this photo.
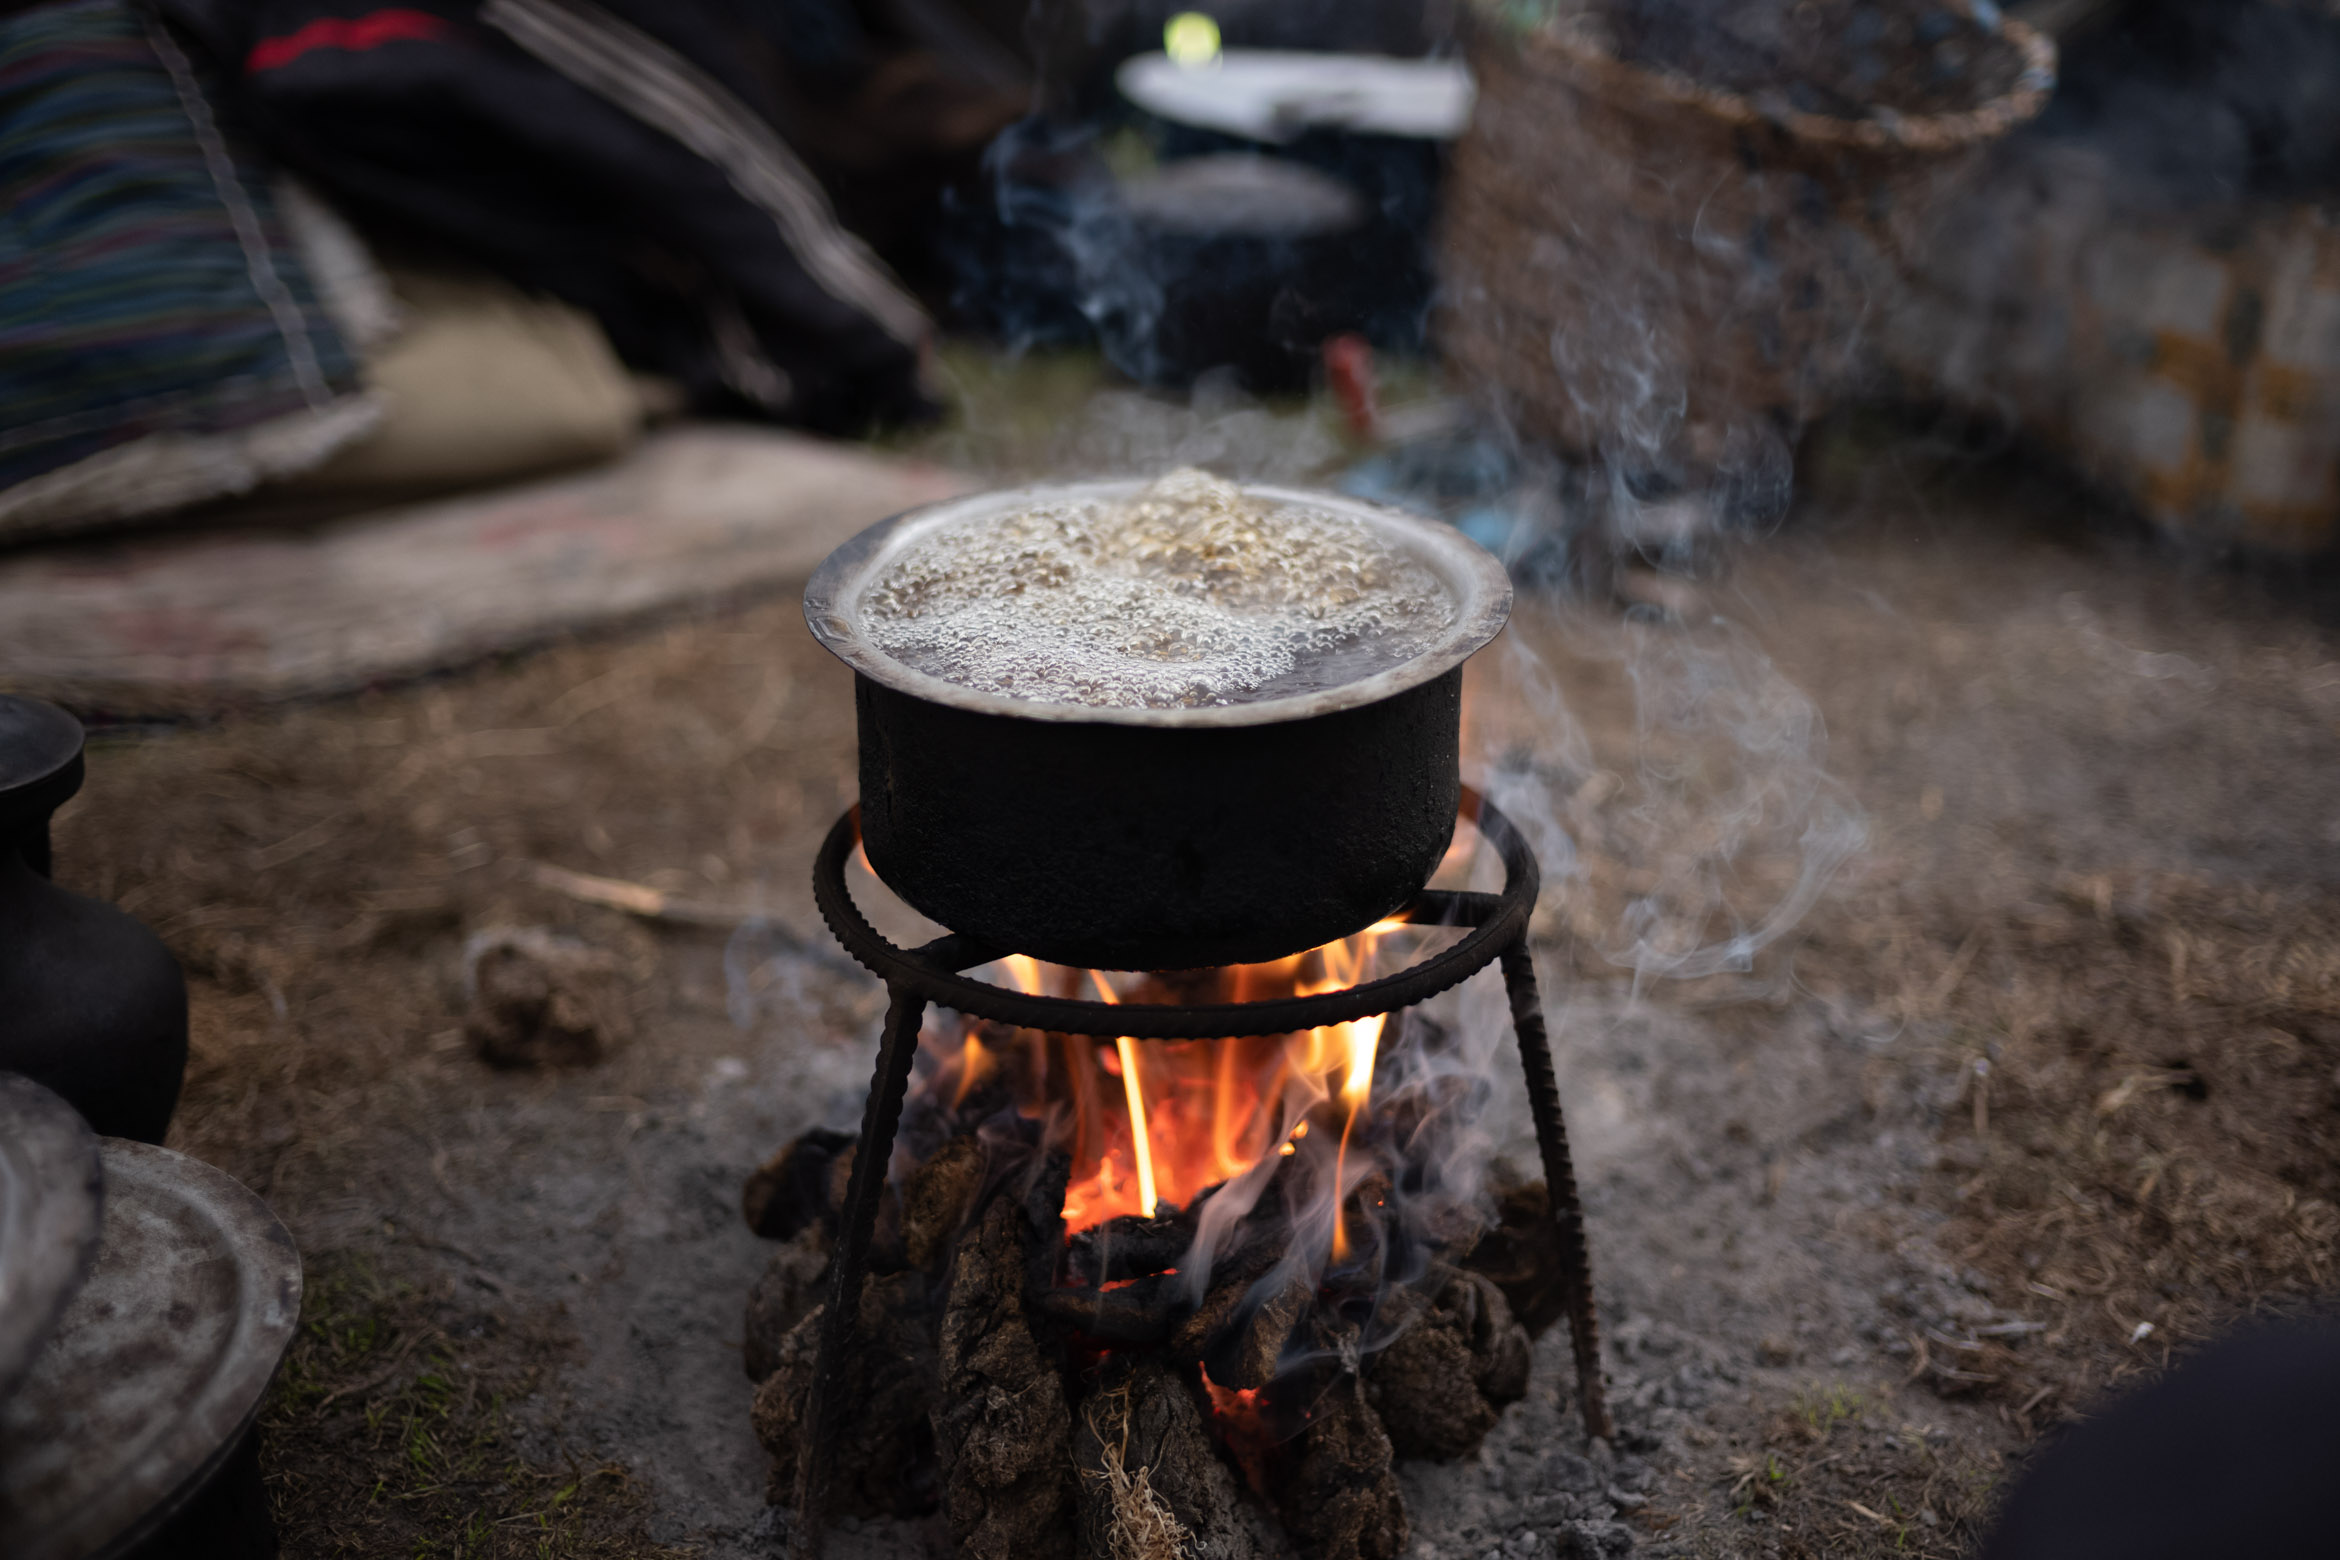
[156,0,960,430]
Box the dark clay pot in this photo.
[806,481,1511,970]
[0,697,187,1144]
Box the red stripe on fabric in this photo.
[247,10,450,73]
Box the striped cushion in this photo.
[0,0,358,496]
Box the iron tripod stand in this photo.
[788,791,1608,1559]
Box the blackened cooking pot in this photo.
[803,480,1511,970]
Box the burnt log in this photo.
[1364,1287,1489,1461]
[1074,1358,1271,1560]
[1032,1281,1186,1347]
[934,1195,1077,1560]
[744,1129,910,1273]
[750,1270,938,1519]
[1208,1273,1312,1393]
[1334,1172,1395,1277]
[1464,1173,1569,1338]
[1024,1152,1072,1295]
[742,1128,853,1240]
[744,1227,830,1383]
[1265,1335,1408,1560]
[1166,1247,1284,1370]
[1067,1209,1193,1286]
[903,1132,988,1273]
[1461,1269,1533,1406]
[1365,1268,1531,1461]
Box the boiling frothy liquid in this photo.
[858,470,1459,710]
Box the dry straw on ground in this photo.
[1083,1392,1192,1560]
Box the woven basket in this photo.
[1436,3,2055,482]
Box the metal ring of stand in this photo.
[788,792,1611,1558]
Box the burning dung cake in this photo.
[743,923,1580,1560]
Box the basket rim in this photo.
[1488,8,2057,156]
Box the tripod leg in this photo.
[1499,940,1614,1441]
[789,985,926,1558]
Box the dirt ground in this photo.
[42,384,2340,1558]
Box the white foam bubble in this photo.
[858,470,1459,709]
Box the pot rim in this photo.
[804,478,1513,728]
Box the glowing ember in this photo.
[1198,1365,1278,1493]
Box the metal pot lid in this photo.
[1117,50,1478,144]
[1119,154,1366,238]
[0,696,83,839]
[804,480,1513,730]
[0,1074,102,1407]
[0,1140,301,1560]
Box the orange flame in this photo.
[1088,969,1164,1220]
[932,920,1403,1238]
[1114,1036,1159,1217]
[950,1031,992,1108]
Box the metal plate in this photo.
[0,1074,102,1404]
[0,1141,301,1560]
[804,480,1513,730]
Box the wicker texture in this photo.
[1436,5,2055,478]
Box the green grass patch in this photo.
[260,1252,686,1559]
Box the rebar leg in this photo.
[788,984,926,1559]
[1499,939,1614,1441]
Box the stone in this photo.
[1558,1520,1635,1559]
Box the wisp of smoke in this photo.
[1477,605,1867,987]
[975,118,1169,383]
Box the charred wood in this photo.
[1456,1269,1533,1406]
[1335,1172,1396,1278]
[744,1227,831,1383]
[1074,1357,1270,1560]
[1367,1290,1491,1461]
[1263,1326,1407,1560]
[1067,1209,1192,1286]
[755,1113,1556,1556]
[1032,1270,1187,1347]
[1464,1172,1570,1338]
[742,1128,854,1241]
[935,1195,1077,1560]
[751,1270,939,1519]
[1023,1152,1072,1296]
[1364,1267,1530,1460]
[1166,1246,1284,1369]
[1207,1272,1312,1393]
[903,1132,988,1273]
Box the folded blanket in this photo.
[0,0,375,538]
[157,0,945,432]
